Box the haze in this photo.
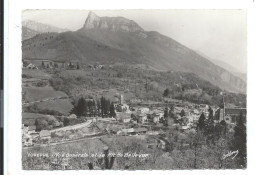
[22,9,247,74]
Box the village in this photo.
[22,91,246,152]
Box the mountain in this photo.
[22,26,40,41]
[210,59,247,82]
[196,50,247,82]
[22,12,246,94]
[22,20,69,40]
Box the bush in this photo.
[35,81,48,87]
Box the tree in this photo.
[163,106,169,126]
[180,109,185,117]
[208,106,214,120]
[197,112,205,132]
[41,61,45,68]
[233,112,247,168]
[54,62,58,68]
[69,62,73,69]
[35,119,48,131]
[163,88,170,97]
[204,117,215,145]
[71,97,87,116]
[97,100,101,116]
[110,103,116,118]
[191,131,204,169]
[169,105,175,118]
[100,96,105,117]
[214,120,227,140]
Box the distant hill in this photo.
[22,12,246,94]
[22,26,40,41]
[210,59,247,82]
[196,50,247,82]
[22,20,69,40]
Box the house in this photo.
[117,127,148,135]
[215,107,246,124]
[116,103,129,112]
[22,134,33,147]
[137,107,149,114]
[137,113,147,124]
[225,108,246,124]
[117,113,131,123]
[28,125,36,134]
[30,132,39,140]
[39,130,51,139]
[187,114,200,124]
[152,113,161,123]
[22,124,29,134]
[133,127,148,134]
[26,63,38,69]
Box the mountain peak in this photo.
[83,11,101,29]
[82,12,144,32]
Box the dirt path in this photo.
[49,120,92,133]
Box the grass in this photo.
[23,86,68,102]
[22,138,107,170]
[36,99,73,115]
[22,68,51,80]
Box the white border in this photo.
[6,0,260,175]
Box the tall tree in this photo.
[163,88,170,97]
[71,97,87,117]
[208,106,214,120]
[233,112,247,168]
[197,112,206,132]
[97,100,101,116]
[169,105,175,118]
[101,97,105,117]
[41,61,45,68]
[163,106,169,126]
[180,109,186,117]
[110,102,116,118]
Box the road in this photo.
[49,120,92,133]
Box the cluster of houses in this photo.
[113,94,246,133]
[23,63,39,70]
[22,124,51,147]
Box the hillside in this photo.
[22,20,69,40]
[22,26,40,41]
[210,59,247,82]
[22,12,246,94]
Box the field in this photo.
[22,68,51,79]
[22,138,107,170]
[36,99,73,115]
[22,112,56,126]
[23,87,68,102]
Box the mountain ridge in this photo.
[22,20,69,40]
[22,12,246,94]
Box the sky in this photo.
[22,10,247,73]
